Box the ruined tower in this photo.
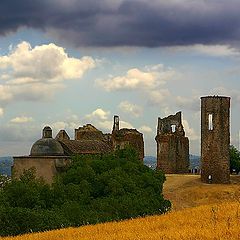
[201,96,230,184]
[113,115,120,131]
[155,112,189,173]
[111,115,144,161]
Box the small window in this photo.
[115,116,119,123]
[208,114,213,130]
[171,125,176,133]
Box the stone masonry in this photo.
[111,115,144,161]
[201,96,230,184]
[13,116,144,183]
[155,111,189,173]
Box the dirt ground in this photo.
[163,174,240,211]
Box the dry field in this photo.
[2,174,240,240]
[164,174,240,211]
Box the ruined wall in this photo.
[13,156,69,184]
[55,130,70,140]
[155,112,189,174]
[111,115,144,161]
[201,96,230,184]
[13,117,145,184]
[75,124,105,141]
[112,129,144,161]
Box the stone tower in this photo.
[42,126,52,138]
[113,115,120,132]
[111,115,144,161]
[155,112,189,173]
[201,96,230,184]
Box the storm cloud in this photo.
[1,0,240,47]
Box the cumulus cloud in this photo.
[148,89,171,105]
[118,101,142,117]
[84,108,112,131]
[0,41,95,105]
[138,125,152,134]
[97,65,174,106]
[97,65,174,91]
[10,116,34,124]
[183,119,199,141]
[85,108,110,121]
[42,114,82,138]
[84,108,133,131]
[0,108,4,117]
[1,0,240,47]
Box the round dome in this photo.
[30,138,64,156]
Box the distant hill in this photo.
[144,156,157,169]
[189,154,200,169]
[144,155,200,170]
[0,157,13,176]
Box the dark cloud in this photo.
[1,0,240,47]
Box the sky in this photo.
[0,0,240,157]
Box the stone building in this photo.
[13,126,70,184]
[155,112,189,174]
[111,115,144,161]
[201,96,230,184]
[13,116,144,183]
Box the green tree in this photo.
[0,147,171,236]
[230,145,240,174]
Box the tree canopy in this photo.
[230,145,240,174]
[0,147,171,236]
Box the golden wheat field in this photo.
[2,175,240,240]
[2,202,240,240]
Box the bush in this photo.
[230,145,240,174]
[0,207,69,236]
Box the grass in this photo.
[2,174,240,240]
[2,202,240,240]
[164,174,240,210]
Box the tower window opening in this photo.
[171,125,176,133]
[208,114,213,130]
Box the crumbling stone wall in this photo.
[75,124,105,141]
[55,130,70,140]
[111,116,144,161]
[155,112,189,173]
[201,96,230,184]
[13,116,145,184]
[112,129,144,161]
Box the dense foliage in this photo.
[0,148,170,236]
[230,145,240,174]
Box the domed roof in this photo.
[30,126,64,156]
[30,138,64,156]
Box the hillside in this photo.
[3,174,240,240]
[0,157,13,176]
[144,155,200,170]
[3,202,240,240]
[164,174,240,211]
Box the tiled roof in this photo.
[58,139,112,155]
